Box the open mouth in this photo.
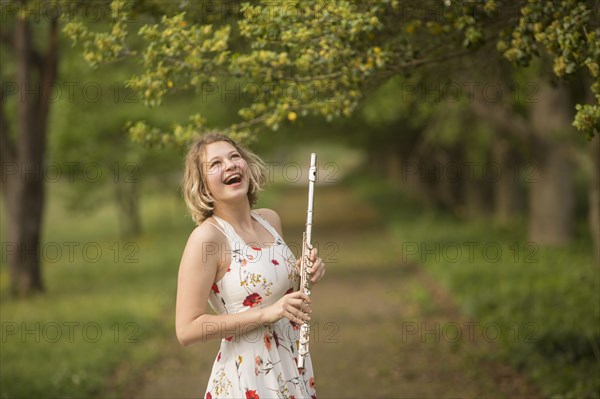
[223,173,243,186]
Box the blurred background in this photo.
[1,1,598,398]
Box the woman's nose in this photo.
[223,158,236,171]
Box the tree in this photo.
[1,1,189,296]
[64,0,598,145]
[51,44,188,238]
[1,0,60,296]
[62,0,599,259]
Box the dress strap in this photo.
[209,216,239,245]
[251,210,284,243]
[212,212,283,246]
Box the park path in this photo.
[131,184,542,399]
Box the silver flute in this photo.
[298,153,317,370]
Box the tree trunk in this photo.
[0,9,58,296]
[528,80,575,246]
[400,151,427,205]
[386,147,402,182]
[116,180,142,238]
[491,135,523,223]
[462,173,493,218]
[589,135,600,266]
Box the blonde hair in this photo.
[183,132,267,224]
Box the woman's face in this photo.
[202,141,250,205]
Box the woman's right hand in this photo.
[261,290,312,325]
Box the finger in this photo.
[309,248,318,261]
[312,265,325,283]
[309,259,322,275]
[297,307,311,320]
[295,297,311,309]
[285,310,302,324]
[289,296,312,315]
[297,304,312,314]
[311,258,322,270]
[287,309,309,324]
[311,273,320,283]
[291,297,304,308]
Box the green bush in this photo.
[350,172,600,399]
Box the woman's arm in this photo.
[175,221,311,346]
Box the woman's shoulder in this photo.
[188,216,227,244]
[253,208,283,236]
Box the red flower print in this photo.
[246,390,260,399]
[311,395,317,399]
[241,259,248,266]
[285,288,293,295]
[264,333,272,350]
[211,283,220,294]
[217,352,221,362]
[271,259,279,266]
[255,355,262,367]
[273,330,280,347]
[251,246,261,251]
[206,393,212,399]
[225,336,233,341]
[309,377,315,388]
[243,293,263,307]
[290,320,300,330]
[248,254,255,260]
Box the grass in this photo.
[2,166,597,398]
[0,180,278,399]
[1,182,186,398]
[348,172,600,399]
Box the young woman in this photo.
[176,132,325,398]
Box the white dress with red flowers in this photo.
[204,210,317,399]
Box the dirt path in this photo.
[132,184,542,399]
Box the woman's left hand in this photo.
[296,247,326,285]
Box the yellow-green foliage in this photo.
[62,0,599,144]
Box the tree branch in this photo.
[229,113,269,131]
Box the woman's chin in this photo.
[218,186,249,202]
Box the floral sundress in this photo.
[203,210,317,399]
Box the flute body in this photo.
[297,153,317,370]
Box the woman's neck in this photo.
[213,201,254,233]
